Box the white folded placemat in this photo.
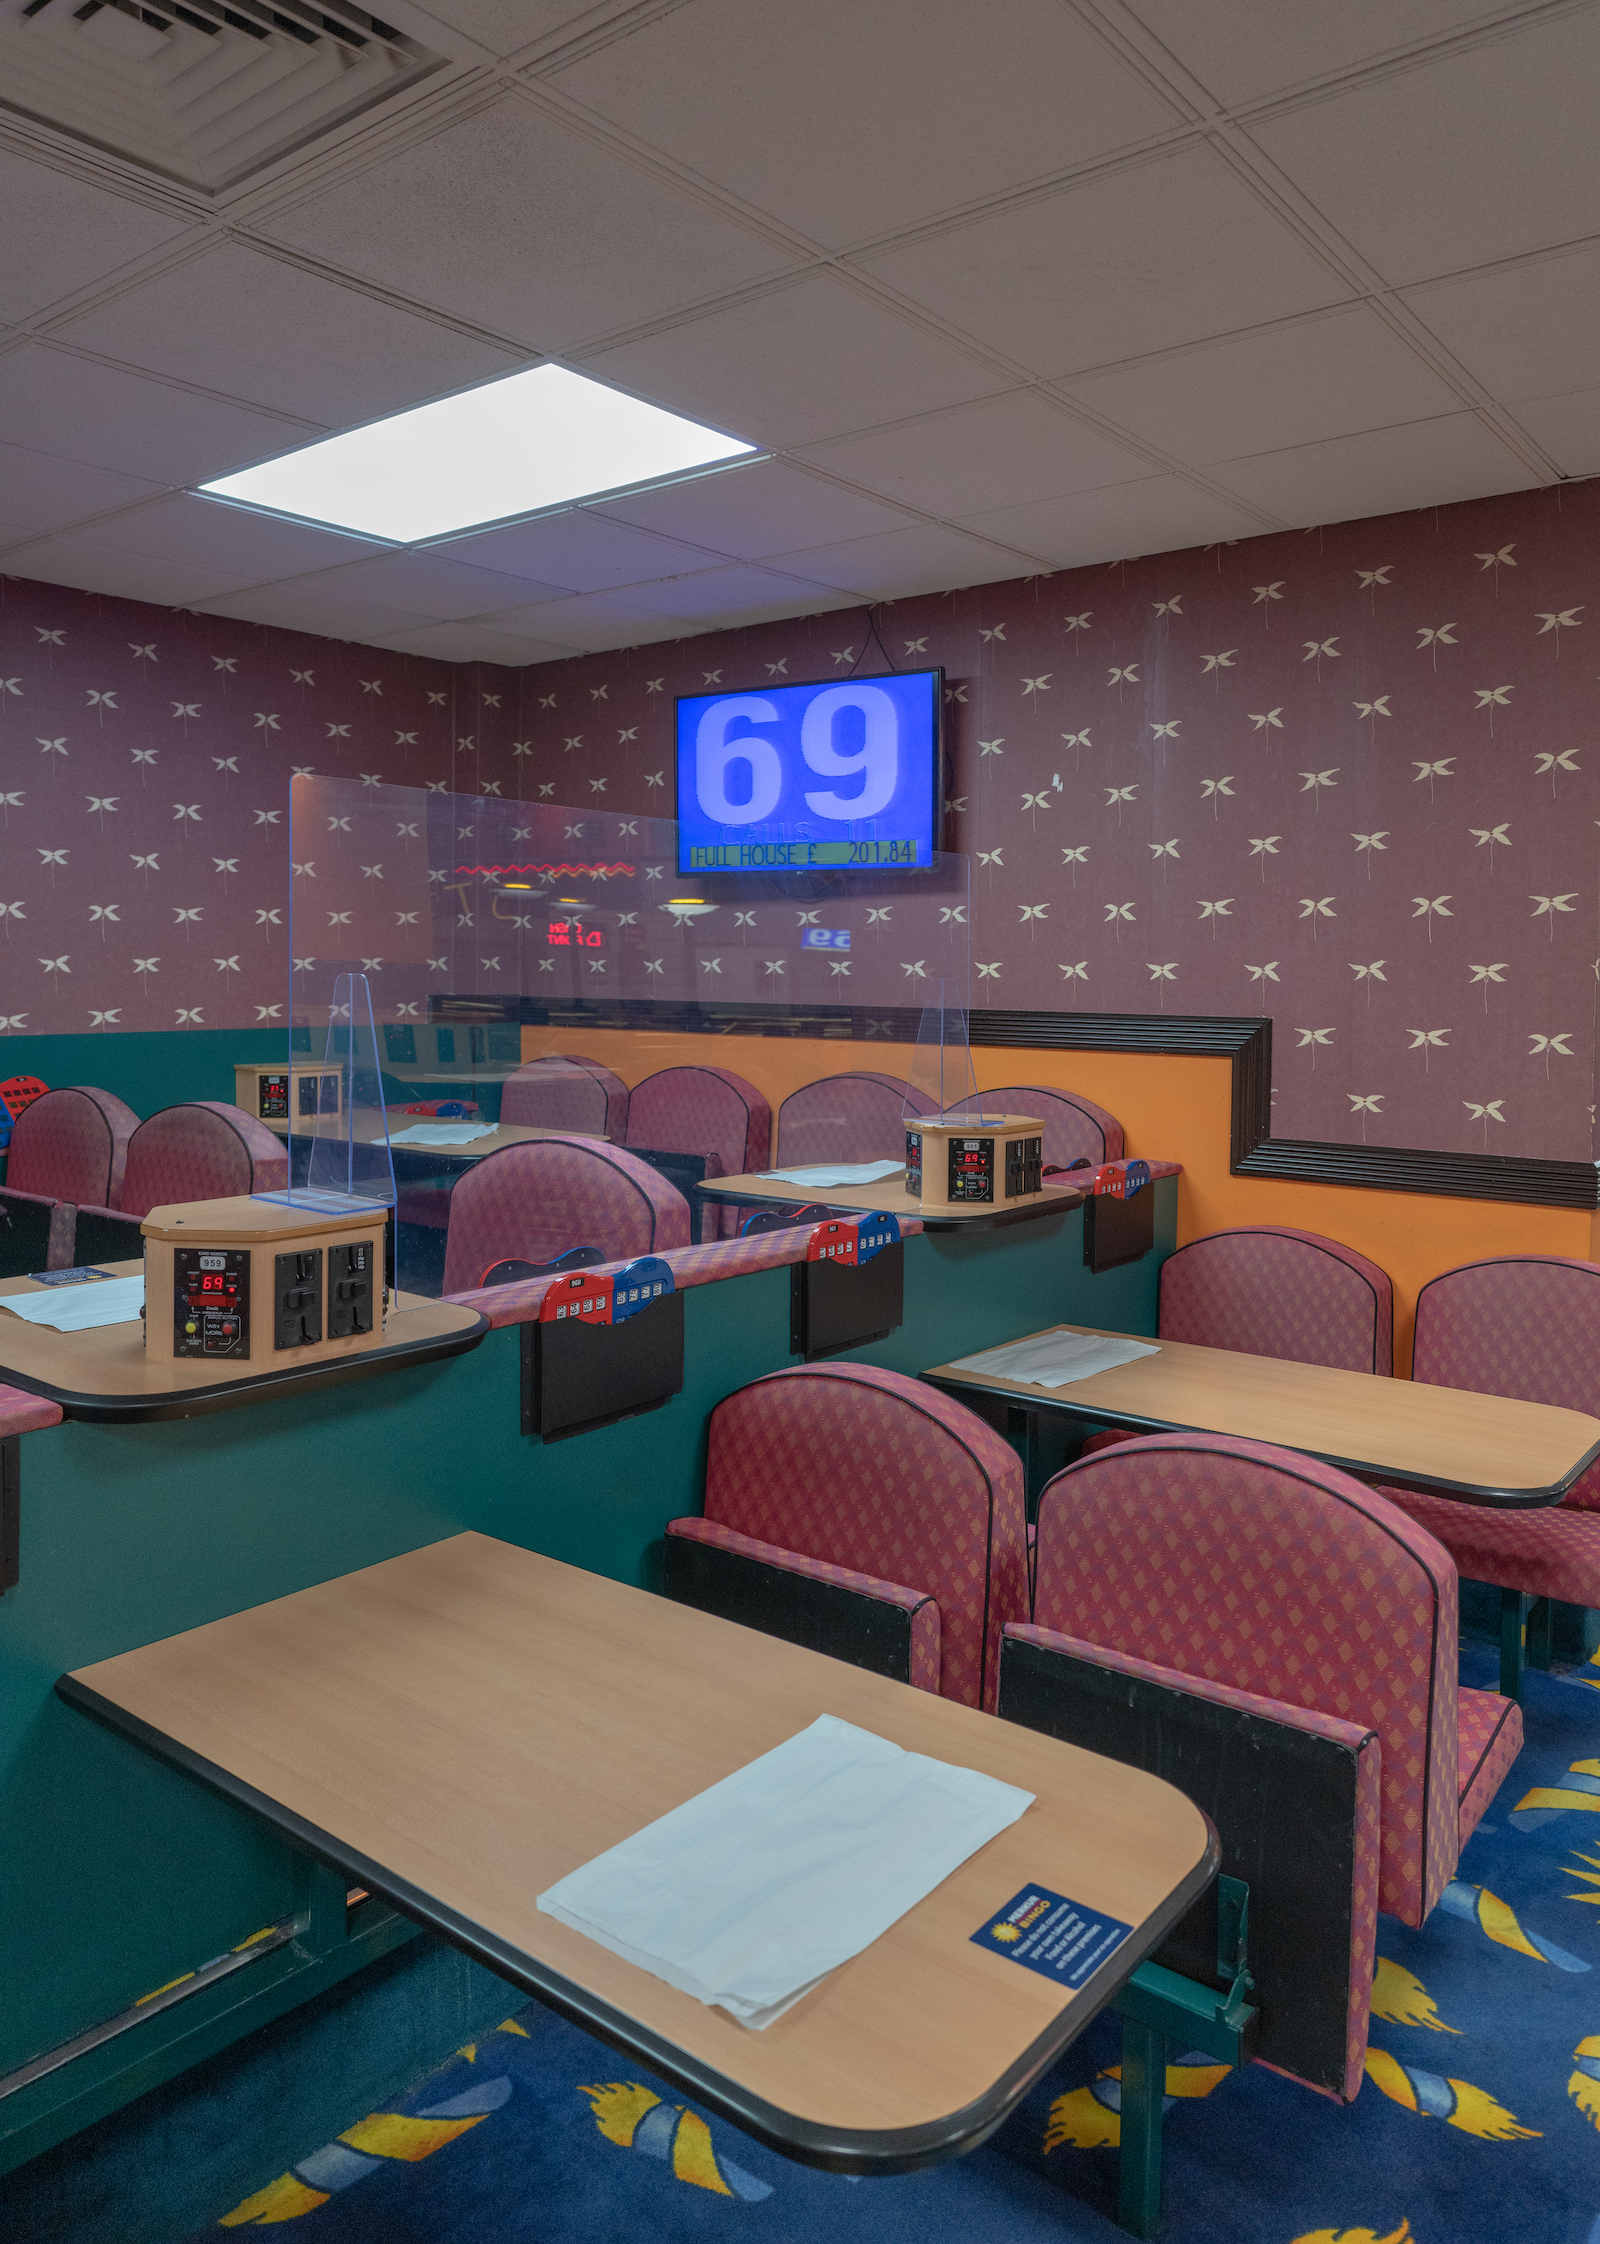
[537,1713,1032,2028]
[761,1159,904,1187]
[949,1330,1160,1389]
[0,1275,146,1332]
[388,1123,498,1147]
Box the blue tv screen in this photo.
[675,667,942,875]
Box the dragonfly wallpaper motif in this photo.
[1,471,1596,1163]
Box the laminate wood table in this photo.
[0,1264,486,1424]
[923,1323,1600,1508]
[58,1532,1216,2172]
[265,1107,610,1156]
[695,1168,1085,1235]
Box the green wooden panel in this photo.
[0,1029,283,1125]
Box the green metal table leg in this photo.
[1500,1586,1527,1702]
[1118,2015,1166,2239]
[1526,1596,1553,1672]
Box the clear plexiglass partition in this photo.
[285,776,970,1293]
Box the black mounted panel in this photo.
[1083,1188,1154,1274]
[665,1535,918,1684]
[624,1146,712,1240]
[521,1289,685,1442]
[790,1240,904,1361]
[1,1434,17,1594]
[70,1208,144,1271]
[998,1632,1368,2097]
[0,1196,55,1283]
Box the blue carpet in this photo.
[187,1644,1600,2244]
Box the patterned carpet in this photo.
[183,1641,1600,2244]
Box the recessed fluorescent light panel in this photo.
[198,365,759,544]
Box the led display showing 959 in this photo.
[675,669,941,874]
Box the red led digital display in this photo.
[548,920,603,948]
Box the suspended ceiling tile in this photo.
[365,620,580,664]
[549,0,1179,246]
[482,593,691,653]
[860,144,1350,380]
[0,151,196,326]
[0,442,165,545]
[1207,412,1534,527]
[192,583,439,640]
[1402,243,1600,403]
[1505,387,1600,478]
[396,0,613,60]
[759,524,1037,602]
[579,275,1004,450]
[1059,307,1462,466]
[592,458,917,563]
[299,550,573,621]
[53,243,524,425]
[258,96,795,356]
[1249,11,1600,287]
[0,344,319,485]
[0,533,258,607]
[618,563,858,627]
[955,473,1269,568]
[83,492,387,580]
[435,508,722,592]
[1125,0,1512,106]
[796,392,1153,520]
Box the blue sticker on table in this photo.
[972,1885,1133,1988]
[27,1267,116,1287]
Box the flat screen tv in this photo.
[675,667,942,875]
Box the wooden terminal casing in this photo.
[233,1060,343,1134]
[141,1196,385,1369]
[904,1112,1046,1211]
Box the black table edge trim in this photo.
[54,1675,1219,2174]
[692,1181,1084,1234]
[0,1312,490,1424]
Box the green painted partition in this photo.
[0,1181,1174,2170]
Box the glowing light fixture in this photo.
[198,364,759,545]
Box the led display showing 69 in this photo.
[675,668,941,874]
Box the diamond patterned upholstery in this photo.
[109,1103,289,1219]
[500,1056,628,1138]
[1004,1620,1383,2100]
[774,1073,937,1166]
[0,1382,65,1436]
[1160,1226,1394,1374]
[667,1516,942,1694]
[978,1083,1124,1166]
[0,1087,140,1264]
[681,1361,1028,1710]
[1374,1258,1600,1613]
[1028,1430,1520,1926]
[625,1065,771,1242]
[439,1135,690,1295]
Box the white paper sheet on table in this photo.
[388,1123,499,1148]
[537,1714,1032,2029]
[0,1275,146,1332]
[760,1159,904,1187]
[949,1330,1160,1389]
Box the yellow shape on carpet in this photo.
[339,2110,488,2162]
[1372,1958,1460,2033]
[670,2109,734,2196]
[1514,1758,1600,1815]
[580,2081,662,2149]
[217,2173,330,2226]
[1363,2048,1539,2139]
[1291,2224,1411,2244]
[1568,2032,1600,2127]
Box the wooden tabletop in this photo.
[923,1323,1600,1507]
[60,1533,1214,2169]
[262,1108,608,1155]
[697,1169,1084,1229]
[0,1264,485,1422]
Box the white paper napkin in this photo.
[388,1123,499,1147]
[761,1160,904,1187]
[537,1713,1032,2028]
[949,1330,1160,1389]
[0,1275,146,1332]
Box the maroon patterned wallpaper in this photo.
[3,471,1596,1162]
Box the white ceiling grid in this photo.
[0,0,1594,663]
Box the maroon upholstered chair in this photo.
[0,1085,137,1272]
[500,1056,628,1139]
[440,1136,691,1296]
[1373,1257,1600,1697]
[978,1082,1124,1167]
[73,1103,289,1261]
[997,1433,1521,2224]
[665,1362,1029,1711]
[773,1072,937,1167]
[624,1064,771,1242]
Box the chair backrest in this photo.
[7,1085,138,1206]
[440,1136,691,1295]
[1413,1256,1600,1509]
[117,1103,288,1218]
[1031,1432,1459,1926]
[500,1056,629,1139]
[978,1083,1123,1167]
[625,1065,770,1176]
[1159,1225,1393,1375]
[703,1362,1027,1710]
[774,1073,936,1167]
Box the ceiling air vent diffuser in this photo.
[0,0,444,192]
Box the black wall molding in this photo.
[460,996,1599,1211]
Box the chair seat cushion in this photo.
[1374,1485,1600,1609]
[1457,1686,1524,1844]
